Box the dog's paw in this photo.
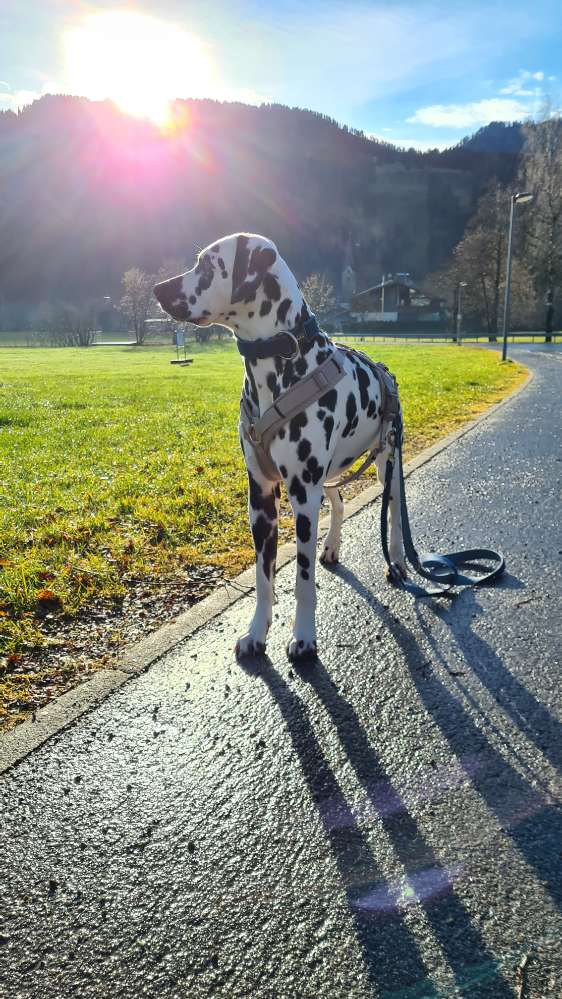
[235,633,267,658]
[287,637,318,663]
[320,543,339,565]
[385,561,408,585]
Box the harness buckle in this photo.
[247,423,261,445]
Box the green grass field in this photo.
[0,342,526,720]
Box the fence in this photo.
[338,329,562,343]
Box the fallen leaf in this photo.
[36,589,62,605]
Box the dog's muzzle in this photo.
[153,276,189,321]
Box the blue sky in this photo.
[1,0,560,148]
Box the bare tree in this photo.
[520,109,562,341]
[426,181,537,337]
[46,302,97,346]
[156,258,188,282]
[301,273,336,322]
[120,268,155,344]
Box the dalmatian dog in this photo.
[154,233,406,661]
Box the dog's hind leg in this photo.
[375,436,407,582]
[287,486,323,661]
[320,486,344,564]
[236,468,280,657]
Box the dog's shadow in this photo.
[321,559,562,902]
[237,647,516,997]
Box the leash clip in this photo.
[386,427,397,463]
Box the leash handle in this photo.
[381,417,505,598]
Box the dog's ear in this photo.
[231,235,251,300]
[250,247,276,272]
[231,236,278,305]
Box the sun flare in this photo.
[64,11,215,126]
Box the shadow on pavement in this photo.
[329,562,562,920]
[240,651,513,998]
[427,586,562,776]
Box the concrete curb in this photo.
[0,365,534,776]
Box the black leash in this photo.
[381,415,505,598]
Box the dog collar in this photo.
[235,314,320,361]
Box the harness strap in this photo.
[240,352,346,481]
[327,360,400,488]
[381,414,505,597]
[241,346,402,487]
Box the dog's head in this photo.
[153,233,307,341]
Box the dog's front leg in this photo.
[320,485,344,564]
[236,469,280,657]
[287,486,323,661]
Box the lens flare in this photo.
[64,11,215,127]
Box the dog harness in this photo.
[238,317,400,485]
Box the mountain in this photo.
[453,121,524,154]
[0,96,522,322]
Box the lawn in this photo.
[0,342,526,723]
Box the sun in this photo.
[64,11,215,126]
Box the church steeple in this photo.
[341,232,357,304]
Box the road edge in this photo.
[0,365,534,775]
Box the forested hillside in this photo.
[0,96,521,321]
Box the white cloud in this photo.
[0,80,61,111]
[407,97,534,128]
[0,88,41,111]
[404,66,553,135]
[368,133,457,151]
[213,87,271,106]
[500,68,545,95]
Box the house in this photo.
[350,275,448,326]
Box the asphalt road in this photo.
[1,348,561,999]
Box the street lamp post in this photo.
[456,281,467,344]
[501,191,534,362]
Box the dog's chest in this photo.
[242,345,385,482]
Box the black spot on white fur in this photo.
[252,515,270,552]
[289,475,307,505]
[267,372,280,399]
[296,514,311,543]
[319,388,338,412]
[323,415,334,449]
[342,393,358,438]
[289,412,307,442]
